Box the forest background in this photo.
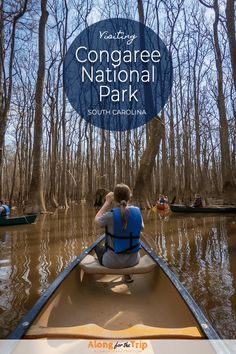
[0,0,235,212]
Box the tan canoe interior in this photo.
[25,251,205,339]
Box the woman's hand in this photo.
[94,191,114,227]
[105,192,114,205]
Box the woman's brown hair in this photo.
[114,183,131,229]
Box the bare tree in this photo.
[133,0,164,207]
[25,0,48,212]
[225,0,236,90]
[198,0,235,202]
[2,0,235,208]
[0,0,28,198]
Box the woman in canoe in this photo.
[94,183,144,274]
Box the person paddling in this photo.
[94,183,144,275]
[193,194,203,208]
[0,201,10,218]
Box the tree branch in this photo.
[198,0,214,9]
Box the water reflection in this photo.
[0,205,235,339]
[0,204,97,338]
[144,212,236,339]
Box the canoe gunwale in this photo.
[8,235,105,339]
[8,235,220,340]
[141,241,219,340]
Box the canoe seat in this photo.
[25,323,203,339]
[79,254,156,275]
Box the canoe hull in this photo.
[152,205,170,213]
[170,204,236,214]
[0,214,37,226]
[8,235,219,340]
[155,203,169,211]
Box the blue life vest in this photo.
[2,204,10,216]
[106,206,142,254]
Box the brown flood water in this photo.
[0,203,235,338]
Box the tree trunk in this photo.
[133,0,164,207]
[169,94,176,197]
[100,129,105,188]
[25,0,48,213]
[193,42,203,193]
[59,90,69,208]
[183,40,192,205]
[0,0,28,199]
[226,0,236,90]
[213,0,235,202]
[161,111,168,194]
[125,131,131,187]
[133,118,163,207]
[49,96,58,208]
[105,130,112,189]
[59,0,69,208]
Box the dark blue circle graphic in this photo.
[63,18,173,131]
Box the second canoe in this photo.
[170,204,236,214]
[0,214,37,226]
